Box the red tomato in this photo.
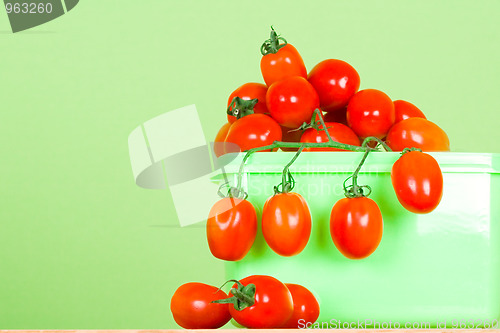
[308,59,360,113]
[229,275,293,328]
[393,100,426,123]
[300,122,360,151]
[391,151,443,214]
[261,43,307,86]
[323,107,348,125]
[266,76,320,129]
[207,197,257,261]
[262,192,311,256]
[227,83,268,123]
[385,117,450,151]
[280,125,303,152]
[171,282,231,329]
[330,197,383,259]
[225,114,282,152]
[346,89,395,139]
[213,122,231,157]
[282,284,320,328]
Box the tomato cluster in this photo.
[171,275,320,329]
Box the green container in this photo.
[213,152,500,329]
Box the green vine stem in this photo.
[260,26,287,55]
[343,148,373,198]
[211,279,256,311]
[274,144,305,194]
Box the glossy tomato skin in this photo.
[300,121,360,151]
[266,76,320,129]
[391,151,443,214]
[330,197,383,259]
[224,114,282,152]
[261,44,307,87]
[171,282,231,329]
[393,100,426,123]
[282,284,320,328]
[346,89,395,139]
[230,275,293,328]
[227,83,268,123]
[207,197,257,261]
[308,59,360,113]
[262,192,312,256]
[213,122,231,157]
[385,117,450,151]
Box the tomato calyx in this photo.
[260,26,287,55]
[227,97,257,120]
[217,182,248,200]
[212,279,256,311]
[401,147,423,156]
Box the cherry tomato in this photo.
[393,100,426,123]
[308,59,360,113]
[261,43,307,86]
[229,275,293,328]
[385,117,450,152]
[282,284,320,328]
[323,107,348,125]
[225,114,282,152]
[280,125,303,152]
[171,282,231,329]
[330,197,383,259]
[207,197,257,261]
[346,89,395,139]
[391,151,443,214]
[213,122,231,157]
[227,83,268,124]
[262,192,311,256]
[300,122,360,151]
[266,76,320,129]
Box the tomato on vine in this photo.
[282,283,320,328]
[391,150,443,214]
[171,282,231,329]
[300,121,360,151]
[393,99,426,123]
[227,83,268,124]
[385,117,450,151]
[260,27,307,86]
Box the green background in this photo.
[1,0,499,329]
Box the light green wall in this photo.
[1,0,499,329]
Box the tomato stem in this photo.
[274,144,305,194]
[343,148,373,198]
[211,280,256,311]
[401,147,422,156]
[227,97,257,119]
[362,136,392,152]
[260,26,287,55]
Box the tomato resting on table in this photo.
[330,197,383,259]
[308,59,360,113]
[282,283,320,328]
[207,197,257,261]
[393,99,426,123]
[262,192,312,256]
[224,114,282,152]
[385,117,450,151]
[346,89,395,139]
[227,83,268,124]
[391,150,443,214]
[300,121,360,151]
[171,282,231,329]
[266,76,319,129]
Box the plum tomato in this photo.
[346,89,395,139]
[393,100,426,123]
[227,83,268,124]
[300,121,360,151]
[330,197,383,259]
[266,76,320,129]
[171,282,231,329]
[282,284,320,328]
[213,122,231,157]
[391,150,443,214]
[224,114,282,152]
[307,59,360,113]
[262,192,312,256]
[207,197,257,261]
[385,117,450,152]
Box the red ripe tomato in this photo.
[225,114,282,152]
[229,275,293,328]
[330,197,383,259]
[213,122,231,157]
[393,100,426,123]
[280,125,303,152]
[300,122,360,151]
[171,282,231,329]
[266,76,320,129]
[385,117,450,152]
[346,89,395,139]
[262,192,311,256]
[323,107,348,125]
[207,197,257,261]
[282,284,320,328]
[261,43,307,86]
[227,83,268,124]
[308,59,360,113]
[391,151,443,214]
